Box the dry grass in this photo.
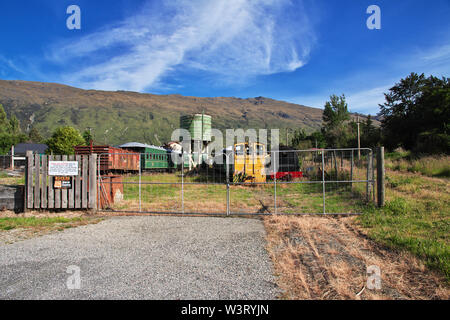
[386,154,450,178]
[264,215,449,300]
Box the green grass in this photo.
[0,217,89,231]
[357,170,450,282]
[0,173,25,185]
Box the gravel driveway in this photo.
[0,216,279,299]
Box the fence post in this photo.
[376,147,385,207]
[11,146,14,170]
[34,153,40,209]
[181,154,184,213]
[97,154,100,211]
[25,151,33,211]
[274,151,277,214]
[366,150,372,202]
[226,153,230,216]
[350,150,354,189]
[88,154,97,211]
[139,153,142,212]
[322,150,326,214]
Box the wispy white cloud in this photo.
[0,55,24,75]
[48,0,316,92]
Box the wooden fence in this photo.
[25,152,97,210]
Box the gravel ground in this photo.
[0,216,279,300]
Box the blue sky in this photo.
[1,0,449,115]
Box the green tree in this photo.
[82,129,93,145]
[9,115,20,135]
[291,129,308,148]
[45,126,85,155]
[380,73,449,153]
[28,127,43,143]
[322,94,354,148]
[0,104,27,154]
[361,115,381,148]
[0,104,11,134]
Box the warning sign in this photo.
[53,176,72,189]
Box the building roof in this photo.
[13,143,48,155]
[118,142,166,151]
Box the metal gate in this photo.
[97,148,383,216]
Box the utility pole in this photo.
[86,127,93,144]
[286,128,289,147]
[357,115,361,160]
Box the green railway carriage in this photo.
[118,142,187,171]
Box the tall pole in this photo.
[286,128,289,147]
[357,116,361,161]
[11,145,14,170]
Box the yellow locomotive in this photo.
[233,142,268,183]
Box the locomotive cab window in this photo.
[255,144,265,155]
[235,144,244,156]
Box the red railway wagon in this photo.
[74,145,140,172]
[268,171,303,180]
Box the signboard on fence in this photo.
[53,176,72,189]
[48,161,79,176]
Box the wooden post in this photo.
[48,155,54,209]
[34,154,40,209]
[68,155,75,209]
[82,155,88,208]
[333,151,338,187]
[54,155,61,209]
[377,147,385,207]
[75,155,81,209]
[357,116,361,161]
[25,151,33,210]
[41,155,47,208]
[366,151,372,202]
[11,145,14,170]
[88,154,97,210]
[61,155,68,208]
[350,150,354,189]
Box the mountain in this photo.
[0,80,375,146]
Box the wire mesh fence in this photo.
[0,155,12,170]
[0,155,27,171]
[97,148,376,216]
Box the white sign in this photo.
[48,161,79,176]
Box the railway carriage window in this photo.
[247,145,253,155]
[235,145,244,156]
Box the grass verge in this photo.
[0,216,101,231]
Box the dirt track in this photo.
[264,215,449,300]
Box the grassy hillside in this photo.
[0,80,320,145]
[0,80,376,146]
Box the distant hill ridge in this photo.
[0,80,375,146]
